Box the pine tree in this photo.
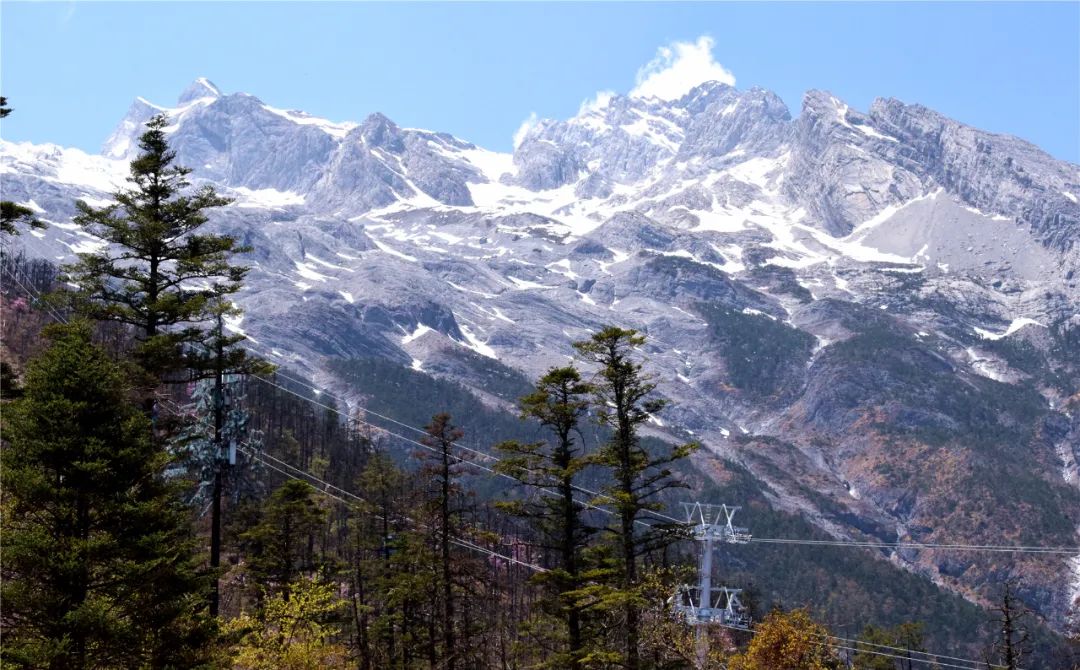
[854,622,925,670]
[243,480,328,601]
[0,98,45,236]
[62,113,248,382]
[419,412,467,670]
[573,326,696,670]
[0,321,214,668]
[1,201,44,236]
[494,366,597,668]
[343,451,422,669]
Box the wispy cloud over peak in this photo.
[630,36,735,102]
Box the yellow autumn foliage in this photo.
[728,608,841,670]
[223,574,349,670]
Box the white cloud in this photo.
[577,90,615,116]
[630,36,735,102]
[512,112,539,149]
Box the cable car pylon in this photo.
[671,503,752,663]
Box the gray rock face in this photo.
[512,94,684,188]
[513,134,585,191]
[309,125,413,213]
[870,97,1080,252]
[785,90,929,236]
[678,86,791,160]
[4,76,1080,630]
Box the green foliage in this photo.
[853,622,926,669]
[243,480,328,600]
[1,359,23,398]
[61,114,249,380]
[978,320,1080,395]
[341,452,419,668]
[495,366,598,668]
[436,346,536,401]
[0,322,214,668]
[746,264,813,302]
[696,302,815,398]
[326,356,533,444]
[825,325,1044,448]
[1,201,45,236]
[806,323,1079,563]
[573,326,696,670]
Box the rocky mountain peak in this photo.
[675,80,736,112]
[177,77,222,105]
[358,112,404,152]
[678,86,791,160]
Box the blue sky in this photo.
[2,2,1077,162]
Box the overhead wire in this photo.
[238,443,549,573]
[3,268,71,326]
[174,403,550,575]
[806,630,1006,668]
[820,641,997,670]
[250,363,1080,556]
[246,369,665,528]
[749,537,1078,555]
[250,361,690,527]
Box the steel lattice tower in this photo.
[671,503,752,662]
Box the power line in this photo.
[247,439,1000,669]
[247,371,656,527]
[185,369,1015,670]
[3,269,71,326]
[251,363,690,527]
[251,367,1080,557]
[750,538,1079,555]
[243,437,1001,670]
[177,404,549,575]
[238,444,549,573]
[5,258,646,533]
[822,641,996,670]
[4,250,1041,665]
[271,366,497,459]
[807,630,1005,668]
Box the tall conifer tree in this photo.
[495,366,596,668]
[420,412,466,670]
[0,322,214,669]
[242,480,328,602]
[63,114,247,382]
[574,326,696,670]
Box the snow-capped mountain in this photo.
[3,78,1079,629]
